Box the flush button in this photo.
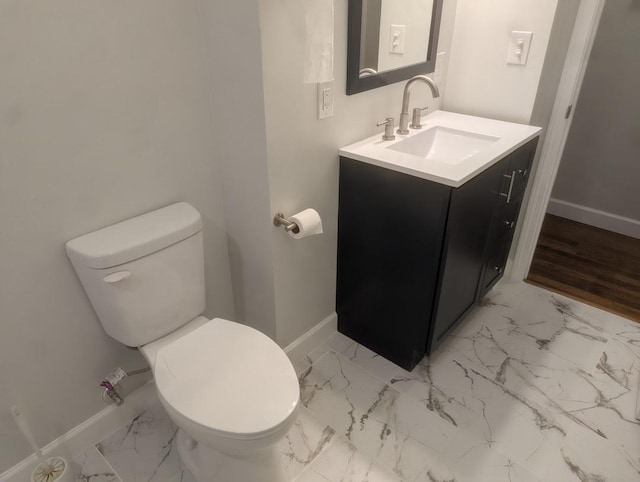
[103,271,131,283]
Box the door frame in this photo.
[510,0,607,281]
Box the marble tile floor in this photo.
[69,280,640,481]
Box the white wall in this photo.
[530,0,581,132]
[377,0,433,72]
[197,0,278,338]
[0,0,234,473]
[550,0,640,227]
[443,0,558,124]
[258,0,458,346]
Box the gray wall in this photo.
[258,0,459,346]
[530,0,581,131]
[198,0,278,339]
[551,0,640,221]
[0,0,234,472]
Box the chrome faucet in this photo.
[397,75,440,134]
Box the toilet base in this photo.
[176,430,200,478]
[177,429,287,482]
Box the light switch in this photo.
[507,31,533,66]
[389,25,405,55]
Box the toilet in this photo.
[66,202,299,482]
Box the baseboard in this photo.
[284,312,337,362]
[547,198,640,240]
[0,382,158,482]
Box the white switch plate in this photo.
[317,80,334,119]
[507,31,533,66]
[389,24,405,55]
[434,52,446,84]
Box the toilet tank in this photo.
[66,202,205,347]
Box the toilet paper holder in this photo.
[273,212,300,234]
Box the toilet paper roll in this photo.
[288,208,323,239]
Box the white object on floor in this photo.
[0,382,156,482]
[65,202,299,482]
[11,406,74,482]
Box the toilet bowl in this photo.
[140,316,299,481]
[66,203,299,481]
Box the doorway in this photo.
[525,0,640,321]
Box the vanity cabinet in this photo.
[336,137,538,370]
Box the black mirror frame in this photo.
[346,0,444,95]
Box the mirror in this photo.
[347,0,443,95]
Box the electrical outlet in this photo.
[317,80,334,119]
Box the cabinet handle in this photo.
[504,220,515,229]
[500,171,516,203]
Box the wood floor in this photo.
[527,214,640,322]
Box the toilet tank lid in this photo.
[66,202,203,269]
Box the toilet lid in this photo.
[154,318,299,438]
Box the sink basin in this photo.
[339,110,541,187]
[387,126,499,165]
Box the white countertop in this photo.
[339,110,541,187]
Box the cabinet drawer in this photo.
[491,196,522,241]
[482,235,512,292]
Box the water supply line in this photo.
[100,366,151,406]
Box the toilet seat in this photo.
[153,318,299,441]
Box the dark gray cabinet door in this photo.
[427,160,505,353]
[337,158,450,370]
